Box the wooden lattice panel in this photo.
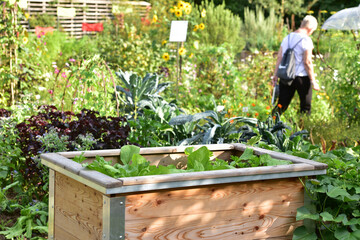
[21,0,150,38]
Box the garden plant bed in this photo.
[40,143,327,240]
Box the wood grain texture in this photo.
[54,172,103,240]
[54,224,78,240]
[123,178,303,239]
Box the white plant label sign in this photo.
[169,21,188,42]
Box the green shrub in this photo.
[193,0,245,54]
[243,5,285,51]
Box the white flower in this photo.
[333,70,338,81]
[319,67,324,71]
[35,95,40,100]
[242,107,248,112]
[241,84,248,91]
[216,106,225,112]
[38,87,46,91]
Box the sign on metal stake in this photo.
[169,21,188,99]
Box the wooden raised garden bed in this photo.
[40,143,327,240]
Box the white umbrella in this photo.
[322,4,360,30]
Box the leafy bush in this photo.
[192,0,245,53]
[180,44,241,99]
[115,70,172,118]
[96,22,164,75]
[243,5,284,51]
[291,145,360,239]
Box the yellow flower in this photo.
[152,15,158,23]
[25,13,30,20]
[175,9,183,18]
[22,37,28,44]
[162,40,167,45]
[189,53,194,58]
[330,11,337,15]
[162,53,170,61]
[193,40,199,49]
[184,2,192,14]
[307,10,314,14]
[178,1,185,10]
[201,9,206,18]
[178,47,186,55]
[320,10,328,14]
[199,23,205,30]
[170,7,175,13]
[193,25,199,32]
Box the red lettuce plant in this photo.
[14,105,131,199]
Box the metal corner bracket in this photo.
[102,195,126,240]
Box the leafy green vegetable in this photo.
[82,145,292,179]
[230,148,292,168]
[121,145,141,165]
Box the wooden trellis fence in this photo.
[22,0,151,38]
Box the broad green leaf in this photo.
[310,179,320,185]
[353,210,360,217]
[292,152,310,159]
[260,154,292,166]
[120,145,140,165]
[238,148,254,161]
[132,153,148,166]
[103,165,118,177]
[187,146,212,171]
[292,226,317,240]
[327,186,350,199]
[344,194,360,202]
[344,218,360,226]
[296,206,320,221]
[247,135,261,146]
[320,211,335,222]
[184,147,195,155]
[334,214,348,224]
[0,169,7,179]
[335,227,360,240]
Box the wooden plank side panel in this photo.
[54,172,103,240]
[54,224,79,240]
[124,178,304,239]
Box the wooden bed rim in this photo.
[40,143,327,191]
